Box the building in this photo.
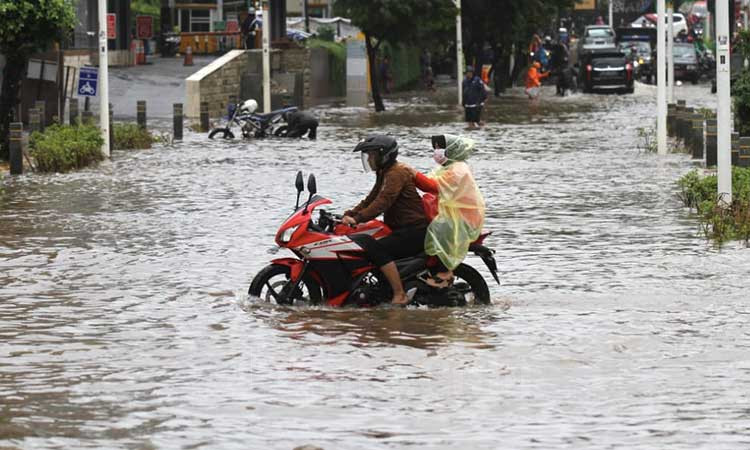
[285,0,334,18]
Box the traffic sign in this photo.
[78,66,98,97]
[107,13,116,39]
[136,15,153,40]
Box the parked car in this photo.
[631,13,688,36]
[578,50,634,94]
[578,25,617,54]
[653,43,700,84]
[618,40,653,83]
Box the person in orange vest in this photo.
[525,61,549,99]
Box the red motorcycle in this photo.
[248,172,500,307]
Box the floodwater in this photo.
[2,82,750,449]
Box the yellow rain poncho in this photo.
[424,135,485,270]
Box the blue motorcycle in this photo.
[208,99,298,139]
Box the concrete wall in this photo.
[185,49,246,119]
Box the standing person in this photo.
[241,8,258,49]
[380,56,393,94]
[525,61,549,99]
[462,66,488,129]
[413,134,485,287]
[282,110,319,139]
[420,49,433,88]
[342,135,429,305]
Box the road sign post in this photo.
[100,0,111,158]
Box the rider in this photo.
[414,134,485,287]
[343,135,429,305]
[283,110,319,139]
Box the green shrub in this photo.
[30,124,104,173]
[317,25,335,42]
[113,123,155,150]
[678,167,750,245]
[733,70,750,137]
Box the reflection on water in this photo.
[2,82,749,449]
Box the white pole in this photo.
[609,0,614,27]
[97,0,110,158]
[667,5,674,104]
[262,0,271,113]
[657,0,667,155]
[716,0,732,204]
[455,0,463,107]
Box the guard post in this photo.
[9,122,23,175]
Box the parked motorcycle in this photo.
[248,172,500,308]
[208,99,297,139]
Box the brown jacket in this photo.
[346,162,428,230]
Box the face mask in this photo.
[433,148,447,165]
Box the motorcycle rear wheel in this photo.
[208,127,235,139]
[249,264,323,306]
[452,263,491,305]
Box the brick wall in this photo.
[186,50,247,119]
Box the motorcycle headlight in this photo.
[279,224,301,243]
[638,58,644,64]
[634,61,639,67]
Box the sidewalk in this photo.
[105,55,217,120]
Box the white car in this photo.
[631,13,688,36]
[578,25,617,54]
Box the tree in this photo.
[0,0,76,160]
[334,0,456,111]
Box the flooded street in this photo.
[2,82,750,449]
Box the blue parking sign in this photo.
[78,67,98,97]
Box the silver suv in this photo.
[578,25,617,53]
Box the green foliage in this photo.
[678,167,750,245]
[317,25,336,42]
[307,39,346,97]
[112,123,155,150]
[636,126,657,153]
[735,29,750,61]
[29,124,104,173]
[0,0,76,57]
[131,0,161,33]
[733,70,750,136]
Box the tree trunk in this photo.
[0,54,26,160]
[364,32,385,112]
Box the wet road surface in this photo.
[2,81,750,449]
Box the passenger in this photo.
[283,110,318,139]
[413,134,485,288]
[525,61,549,99]
[343,135,429,305]
[462,66,489,129]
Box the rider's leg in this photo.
[350,235,404,304]
[308,125,317,140]
[380,261,407,304]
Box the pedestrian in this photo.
[462,66,488,129]
[380,56,393,94]
[525,61,549,99]
[420,49,433,88]
[241,8,258,49]
[282,110,318,139]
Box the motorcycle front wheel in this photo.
[249,264,323,306]
[208,127,235,139]
[273,125,288,137]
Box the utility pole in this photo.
[455,0,463,107]
[303,0,309,33]
[667,3,674,104]
[98,0,110,158]
[716,0,732,204]
[609,0,613,27]
[657,0,667,155]
[262,0,271,113]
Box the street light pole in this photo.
[657,0,667,155]
[262,0,271,113]
[716,0,732,204]
[609,0,613,27]
[97,0,110,158]
[667,3,674,104]
[455,0,463,107]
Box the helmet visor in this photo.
[361,151,372,172]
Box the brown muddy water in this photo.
[2,82,749,449]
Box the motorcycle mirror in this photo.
[294,171,304,210]
[307,174,317,195]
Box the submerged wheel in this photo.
[208,127,235,139]
[248,264,322,305]
[273,125,288,137]
[452,263,491,305]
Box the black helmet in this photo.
[353,135,399,171]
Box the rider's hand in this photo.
[342,215,357,226]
